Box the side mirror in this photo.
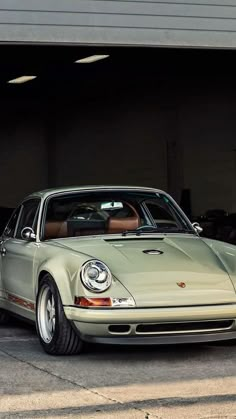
[21,227,36,241]
[192,222,203,234]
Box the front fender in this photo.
[36,251,89,306]
[36,255,134,306]
[203,238,236,292]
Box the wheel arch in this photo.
[36,265,74,306]
[38,270,49,286]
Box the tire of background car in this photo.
[36,273,84,355]
[0,309,9,325]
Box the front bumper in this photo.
[64,304,236,345]
[77,330,236,345]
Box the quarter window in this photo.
[144,198,188,229]
[15,199,40,239]
[3,207,21,238]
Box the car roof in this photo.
[27,185,165,200]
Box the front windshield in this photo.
[43,190,193,240]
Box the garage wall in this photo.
[0,0,236,48]
[47,87,236,217]
[0,107,48,207]
[179,95,236,216]
[48,96,168,192]
[1,79,236,217]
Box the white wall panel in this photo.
[0,0,236,48]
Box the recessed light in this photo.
[7,75,37,84]
[75,55,110,64]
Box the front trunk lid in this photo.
[104,236,236,307]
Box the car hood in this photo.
[52,235,236,307]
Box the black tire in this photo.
[36,274,84,355]
[0,309,9,325]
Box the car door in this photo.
[0,206,21,308]
[1,199,40,319]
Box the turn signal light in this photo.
[74,297,112,307]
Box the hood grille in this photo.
[143,249,163,255]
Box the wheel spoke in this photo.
[47,318,53,332]
[47,299,52,313]
[38,286,56,343]
[52,317,56,332]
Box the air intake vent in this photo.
[136,320,233,334]
[108,325,131,334]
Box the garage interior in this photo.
[0,44,236,239]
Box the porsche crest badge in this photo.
[177,282,186,288]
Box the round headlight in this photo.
[80,260,112,293]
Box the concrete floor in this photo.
[0,319,236,419]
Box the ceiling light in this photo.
[75,55,110,64]
[7,76,37,84]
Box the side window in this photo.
[145,201,173,221]
[145,200,178,228]
[3,207,22,238]
[15,199,40,239]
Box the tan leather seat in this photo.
[108,216,140,234]
[107,202,141,234]
[44,221,68,239]
[58,221,68,238]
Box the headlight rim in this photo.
[80,259,112,293]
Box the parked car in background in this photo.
[194,209,236,244]
[1,186,236,355]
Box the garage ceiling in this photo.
[0,45,236,104]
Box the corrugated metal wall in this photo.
[0,0,236,48]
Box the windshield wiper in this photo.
[121,226,193,236]
[122,226,163,236]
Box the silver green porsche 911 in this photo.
[0,185,236,355]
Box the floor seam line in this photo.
[0,348,160,418]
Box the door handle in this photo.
[0,247,6,256]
